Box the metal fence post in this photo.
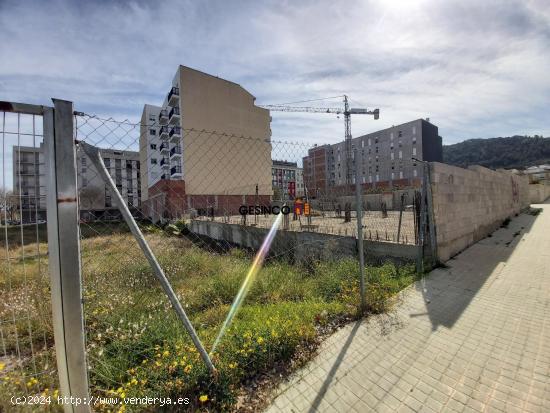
[416,168,428,274]
[354,149,366,312]
[424,163,438,265]
[45,99,90,413]
[79,142,216,374]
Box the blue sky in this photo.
[1,0,549,147]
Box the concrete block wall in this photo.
[429,162,529,262]
[528,183,550,203]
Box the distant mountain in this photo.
[443,135,550,170]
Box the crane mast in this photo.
[343,95,353,185]
[261,96,379,186]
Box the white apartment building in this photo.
[13,144,140,222]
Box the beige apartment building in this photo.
[140,65,272,220]
[13,144,140,222]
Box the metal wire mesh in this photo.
[69,111,422,409]
[0,110,57,409]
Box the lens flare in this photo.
[210,211,284,354]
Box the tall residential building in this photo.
[140,65,272,221]
[303,119,442,196]
[302,144,331,198]
[271,160,304,200]
[11,146,46,222]
[13,144,140,222]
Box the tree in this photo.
[0,187,19,223]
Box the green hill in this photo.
[443,135,550,169]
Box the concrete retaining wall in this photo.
[189,220,418,264]
[528,183,550,203]
[429,162,529,262]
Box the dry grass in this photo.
[0,225,417,412]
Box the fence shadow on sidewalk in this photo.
[412,207,541,331]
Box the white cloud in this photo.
[1,0,549,146]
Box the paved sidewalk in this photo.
[266,204,550,413]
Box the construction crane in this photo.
[260,95,379,185]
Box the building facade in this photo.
[524,165,550,184]
[13,144,140,222]
[140,65,272,221]
[303,119,442,196]
[11,146,46,222]
[271,160,304,200]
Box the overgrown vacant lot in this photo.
[1,224,417,412]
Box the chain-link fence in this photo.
[1,99,430,412]
[70,111,426,410]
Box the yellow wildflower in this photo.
[199,395,208,403]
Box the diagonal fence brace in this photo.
[79,142,216,374]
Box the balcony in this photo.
[160,157,169,168]
[170,165,182,178]
[168,106,180,125]
[167,87,179,107]
[159,126,169,140]
[159,109,168,125]
[170,145,182,159]
[169,126,181,143]
[160,173,167,180]
[160,142,169,154]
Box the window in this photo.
[81,157,86,165]
[413,169,417,177]
[374,137,378,144]
[150,144,157,150]
[376,174,379,182]
[399,151,403,159]
[398,130,402,138]
[412,126,416,135]
[149,129,156,136]
[399,171,403,179]
[149,115,156,122]
[412,147,417,156]
[151,158,157,165]
[361,140,365,148]
[412,137,417,144]
[391,172,395,179]
[391,152,394,160]
[104,158,110,168]
[368,138,371,146]
[390,133,393,140]
[82,177,87,187]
